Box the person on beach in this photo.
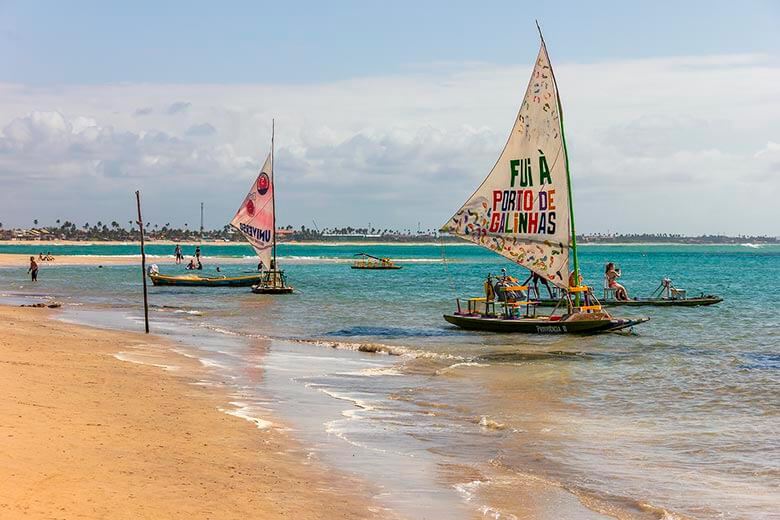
[605,262,629,300]
[28,256,38,282]
[194,246,201,262]
[174,244,183,264]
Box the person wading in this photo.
[28,256,38,282]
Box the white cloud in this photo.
[0,53,778,234]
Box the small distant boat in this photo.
[440,25,648,335]
[230,120,293,294]
[149,271,263,287]
[351,253,402,270]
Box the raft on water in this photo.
[351,253,402,270]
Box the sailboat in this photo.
[441,25,648,334]
[230,120,293,294]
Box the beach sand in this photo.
[0,305,385,519]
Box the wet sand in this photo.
[0,305,385,519]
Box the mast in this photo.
[271,119,277,280]
[536,21,580,297]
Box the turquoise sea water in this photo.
[1,243,778,519]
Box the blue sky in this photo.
[3,1,778,84]
[1,1,779,234]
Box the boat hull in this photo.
[250,285,294,294]
[535,296,722,307]
[443,314,648,334]
[149,272,263,287]
[350,265,402,270]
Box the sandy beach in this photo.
[0,305,385,519]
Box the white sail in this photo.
[230,152,274,268]
[441,41,571,289]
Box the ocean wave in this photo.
[324,325,460,339]
[288,337,467,361]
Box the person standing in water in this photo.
[174,244,183,264]
[28,256,38,282]
[194,246,201,262]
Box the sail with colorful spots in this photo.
[230,151,275,269]
[440,36,576,290]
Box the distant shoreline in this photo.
[0,239,777,247]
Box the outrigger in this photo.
[440,24,648,335]
[230,119,293,294]
[351,253,402,270]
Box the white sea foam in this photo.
[436,361,489,374]
[477,416,507,430]
[220,401,272,430]
[113,351,179,372]
[199,358,229,369]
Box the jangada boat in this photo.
[440,25,648,335]
[533,278,722,308]
[149,271,263,287]
[230,120,293,294]
[351,253,402,270]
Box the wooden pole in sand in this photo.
[135,190,150,333]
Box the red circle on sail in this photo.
[245,199,255,216]
[257,173,270,195]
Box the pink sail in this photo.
[230,152,274,268]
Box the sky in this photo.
[0,0,778,235]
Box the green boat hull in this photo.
[149,272,263,287]
[443,314,649,334]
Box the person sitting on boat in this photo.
[495,268,522,302]
[568,270,583,289]
[484,274,495,301]
[186,259,196,270]
[257,260,266,272]
[605,262,629,300]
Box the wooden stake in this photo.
[135,191,150,333]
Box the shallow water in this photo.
[2,243,778,519]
